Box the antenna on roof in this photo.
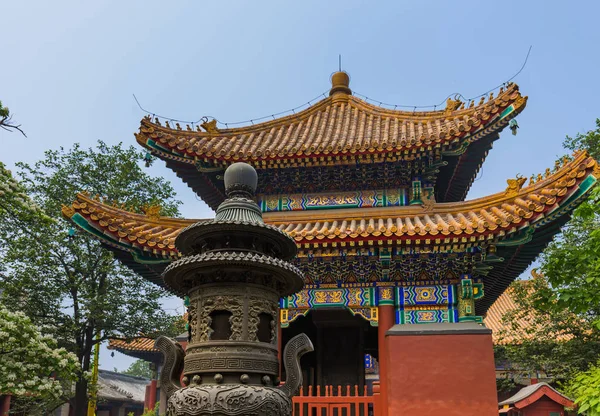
[339,54,342,71]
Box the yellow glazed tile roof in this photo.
[108,337,157,353]
[135,83,526,167]
[63,152,598,257]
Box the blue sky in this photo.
[2,1,599,370]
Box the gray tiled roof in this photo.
[98,370,149,404]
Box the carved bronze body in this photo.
[155,162,313,415]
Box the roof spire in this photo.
[330,70,351,96]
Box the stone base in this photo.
[384,322,498,416]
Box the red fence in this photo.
[292,383,381,416]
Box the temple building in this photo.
[63,72,599,415]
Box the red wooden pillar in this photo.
[147,379,158,410]
[1,395,11,416]
[377,287,396,416]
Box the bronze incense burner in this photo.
[155,162,312,415]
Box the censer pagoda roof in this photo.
[135,73,527,209]
[63,152,599,313]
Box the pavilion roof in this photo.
[498,382,574,409]
[108,337,161,361]
[63,152,599,311]
[108,332,187,361]
[135,75,527,209]
[97,370,148,404]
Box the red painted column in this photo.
[147,379,158,410]
[377,287,396,416]
[1,395,11,416]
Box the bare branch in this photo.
[0,115,27,137]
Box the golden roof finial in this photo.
[529,174,536,185]
[62,204,75,218]
[478,96,486,106]
[201,119,219,134]
[445,97,462,114]
[329,71,351,96]
[504,175,526,198]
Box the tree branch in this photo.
[0,115,27,137]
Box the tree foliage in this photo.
[540,119,600,327]
[0,161,53,241]
[495,275,600,383]
[121,359,153,379]
[0,141,182,415]
[0,306,79,415]
[496,119,600,412]
[565,361,600,415]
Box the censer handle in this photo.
[277,333,314,398]
[154,336,185,398]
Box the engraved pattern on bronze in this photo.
[188,301,198,339]
[184,356,279,373]
[166,385,291,416]
[248,296,278,343]
[196,295,243,342]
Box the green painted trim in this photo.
[499,104,515,120]
[563,175,597,206]
[496,227,534,247]
[441,141,469,157]
[71,213,132,251]
[458,316,483,323]
[132,253,171,265]
[71,213,170,264]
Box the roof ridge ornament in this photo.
[329,71,351,96]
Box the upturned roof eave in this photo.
[134,83,527,207]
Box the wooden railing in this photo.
[292,382,381,416]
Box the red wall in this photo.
[522,396,566,416]
[385,329,498,416]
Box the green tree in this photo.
[0,141,182,416]
[495,275,600,383]
[539,119,600,326]
[0,306,79,415]
[122,359,154,379]
[565,361,600,415]
[499,119,600,412]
